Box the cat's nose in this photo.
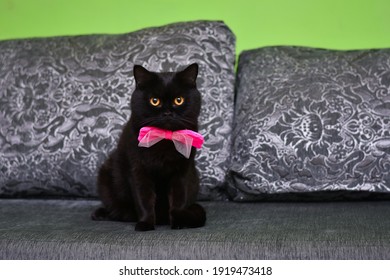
[163,111,173,117]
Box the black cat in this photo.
[91,63,206,231]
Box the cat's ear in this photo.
[133,65,154,87]
[176,63,198,87]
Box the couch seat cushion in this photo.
[1,199,390,259]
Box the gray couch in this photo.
[1,21,390,259]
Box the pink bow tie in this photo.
[138,126,204,158]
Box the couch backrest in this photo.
[0,21,236,199]
[228,46,390,201]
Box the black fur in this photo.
[91,63,206,231]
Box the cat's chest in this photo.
[138,140,191,171]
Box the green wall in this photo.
[1,0,389,54]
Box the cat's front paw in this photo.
[135,221,155,231]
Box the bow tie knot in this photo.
[137,126,204,158]
[164,130,173,141]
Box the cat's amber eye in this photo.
[149,97,161,107]
[174,96,185,106]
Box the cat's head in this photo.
[130,63,201,132]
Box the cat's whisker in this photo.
[137,116,196,130]
[179,118,197,126]
[138,117,160,127]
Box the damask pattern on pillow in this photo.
[228,47,390,201]
[0,21,236,199]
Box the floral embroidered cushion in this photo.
[227,47,390,201]
[0,21,235,199]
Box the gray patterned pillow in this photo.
[0,21,235,199]
[227,47,390,201]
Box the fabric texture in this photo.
[0,21,236,199]
[1,199,390,259]
[228,47,390,201]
